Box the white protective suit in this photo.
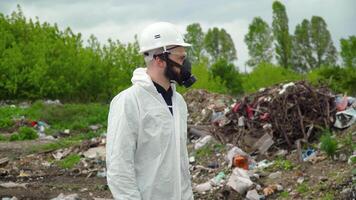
[106,67,194,200]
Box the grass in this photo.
[194,142,225,159]
[322,192,334,200]
[0,101,108,134]
[338,131,356,154]
[30,131,102,153]
[278,191,290,198]
[296,182,309,194]
[56,154,81,169]
[266,157,294,172]
[0,134,7,141]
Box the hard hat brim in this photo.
[139,42,191,53]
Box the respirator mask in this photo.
[155,51,196,88]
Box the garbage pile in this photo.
[183,89,233,125]
[209,81,338,152]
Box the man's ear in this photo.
[155,57,166,68]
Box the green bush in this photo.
[9,133,20,141]
[320,130,338,158]
[307,66,356,95]
[242,63,301,93]
[18,126,38,140]
[9,127,38,141]
[0,106,23,129]
[210,58,244,95]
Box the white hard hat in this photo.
[139,22,191,53]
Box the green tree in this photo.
[244,17,273,67]
[0,5,145,102]
[310,16,337,68]
[210,58,243,95]
[272,1,292,68]
[292,19,315,72]
[204,27,237,63]
[340,36,356,68]
[184,23,205,63]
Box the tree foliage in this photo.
[272,1,292,68]
[340,36,356,68]
[0,6,144,102]
[310,16,337,68]
[210,58,243,95]
[245,17,273,67]
[292,17,337,72]
[184,23,205,63]
[292,19,315,72]
[204,27,237,63]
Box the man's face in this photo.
[168,47,187,74]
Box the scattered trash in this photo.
[297,177,304,184]
[336,95,348,111]
[1,197,18,200]
[268,171,282,179]
[207,162,219,169]
[253,133,274,154]
[194,135,212,150]
[194,172,226,193]
[0,182,27,189]
[339,153,348,162]
[334,108,356,129]
[18,170,30,177]
[96,169,107,178]
[307,154,327,164]
[227,168,253,194]
[263,184,283,196]
[0,157,9,167]
[226,146,249,167]
[211,172,225,186]
[246,189,264,200]
[89,124,102,131]
[189,156,195,164]
[194,181,212,193]
[256,159,274,169]
[278,82,295,95]
[83,146,105,159]
[52,148,72,161]
[44,99,62,105]
[274,149,288,157]
[50,193,79,200]
[348,155,356,165]
[302,148,316,162]
[233,155,249,170]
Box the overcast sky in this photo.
[1,0,355,71]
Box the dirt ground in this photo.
[0,141,113,200]
[1,129,355,200]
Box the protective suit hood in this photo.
[131,67,177,95]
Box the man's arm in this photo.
[106,93,141,200]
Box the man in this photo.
[106,22,195,200]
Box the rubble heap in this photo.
[211,81,336,152]
[183,89,233,125]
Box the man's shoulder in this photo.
[110,85,138,105]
